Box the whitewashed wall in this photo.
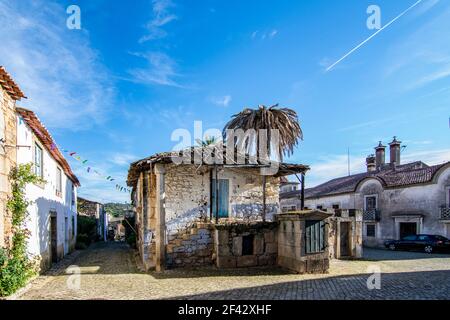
[16,115,77,271]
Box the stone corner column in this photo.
[154,163,166,272]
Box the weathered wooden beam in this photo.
[154,163,166,272]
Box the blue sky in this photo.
[0,0,449,203]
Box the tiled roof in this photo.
[127,146,309,187]
[16,107,80,186]
[0,66,26,101]
[281,161,450,200]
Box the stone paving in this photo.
[16,242,450,300]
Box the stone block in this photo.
[236,255,257,267]
[232,236,243,256]
[216,229,229,244]
[257,254,277,266]
[265,242,277,254]
[253,235,264,255]
[217,244,231,256]
[216,256,237,268]
[264,230,275,243]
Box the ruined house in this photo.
[78,197,108,242]
[127,146,362,273]
[281,137,450,248]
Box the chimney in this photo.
[366,154,376,172]
[375,141,386,170]
[389,136,401,167]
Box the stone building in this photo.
[78,197,108,242]
[0,66,26,249]
[281,137,450,248]
[127,146,362,273]
[16,107,80,271]
[127,146,309,271]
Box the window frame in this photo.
[304,220,326,254]
[34,142,43,178]
[446,186,450,208]
[366,224,376,237]
[56,167,62,195]
[364,194,378,211]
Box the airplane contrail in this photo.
[326,0,423,72]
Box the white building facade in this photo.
[281,138,450,248]
[16,107,79,272]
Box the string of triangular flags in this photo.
[24,118,131,194]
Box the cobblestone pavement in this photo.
[17,242,450,300]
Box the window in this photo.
[316,205,323,210]
[364,195,377,211]
[34,143,43,178]
[71,185,75,206]
[290,205,297,211]
[446,186,450,208]
[418,235,430,241]
[305,220,325,254]
[332,204,340,210]
[366,224,376,237]
[403,235,417,241]
[72,216,75,237]
[56,167,62,195]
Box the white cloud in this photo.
[210,95,232,107]
[139,0,177,43]
[109,153,139,167]
[0,0,114,129]
[128,52,183,87]
[251,29,278,40]
[306,154,366,188]
[402,148,450,165]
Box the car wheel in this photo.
[424,245,433,254]
[389,244,396,251]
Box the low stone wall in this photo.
[166,222,214,268]
[277,213,330,274]
[214,222,278,268]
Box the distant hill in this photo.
[104,203,132,218]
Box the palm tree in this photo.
[195,136,219,147]
[222,104,303,161]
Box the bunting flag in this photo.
[33,128,132,194]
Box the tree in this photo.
[222,104,303,161]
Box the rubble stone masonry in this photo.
[0,86,17,249]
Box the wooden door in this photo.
[50,216,58,263]
[211,179,229,218]
[340,222,350,257]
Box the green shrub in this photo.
[77,215,97,241]
[75,233,92,250]
[0,164,44,297]
[125,233,136,248]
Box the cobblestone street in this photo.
[16,242,450,300]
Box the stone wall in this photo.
[214,222,278,268]
[0,86,17,249]
[277,213,330,274]
[166,221,214,268]
[163,164,280,234]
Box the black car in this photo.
[384,234,450,254]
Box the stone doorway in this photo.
[339,222,351,257]
[50,215,58,263]
[400,222,417,239]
